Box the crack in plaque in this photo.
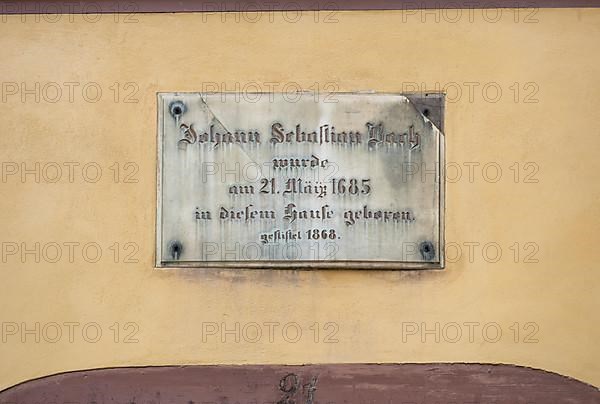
[198,95,261,169]
[404,94,445,133]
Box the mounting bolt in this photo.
[169,101,186,119]
[168,240,183,260]
[419,241,435,261]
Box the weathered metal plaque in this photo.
[156,93,444,269]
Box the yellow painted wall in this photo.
[0,7,599,390]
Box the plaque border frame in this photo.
[155,92,445,270]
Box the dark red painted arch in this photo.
[1,364,598,404]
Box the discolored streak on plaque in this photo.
[1,364,598,403]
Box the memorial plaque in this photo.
[156,93,444,269]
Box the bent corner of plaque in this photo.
[155,92,445,270]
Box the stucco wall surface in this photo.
[0,7,598,390]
